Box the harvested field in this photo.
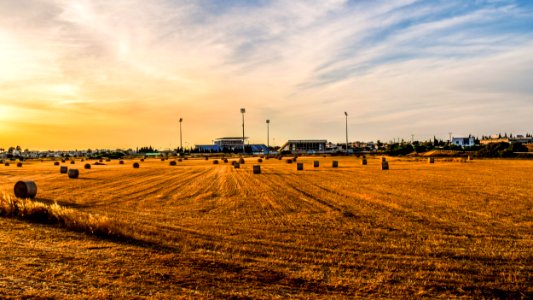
[0,157,532,298]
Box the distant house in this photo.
[452,137,475,148]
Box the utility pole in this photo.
[344,112,348,154]
[241,108,246,154]
[179,118,183,152]
[449,132,452,145]
[266,119,270,154]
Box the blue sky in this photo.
[0,0,532,149]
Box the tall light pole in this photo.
[241,108,246,154]
[266,119,270,154]
[344,112,348,154]
[179,118,183,152]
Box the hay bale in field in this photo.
[140,159,144,162]
[70,160,75,164]
[106,158,111,162]
[14,181,37,199]
[234,162,240,169]
[119,160,124,164]
[17,162,22,167]
[239,158,245,164]
[213,160,219,165]
[84,163,91,169]
[293,156,298,161]
[5,162,10,167]
[61,159,66,163]
[178,158,183,162]
[278,156,282,160]
[428,157,435,164]
[205,156,209,160]
[161,158,165,162]
[362,158,367,165]
[184,157,188,160]
[54,161,60,166]
[253,165,261,174]
[60,166,68,173]
[286,159,293,164]
[81,158,85,162]
[297,163,304,171]
[332,161,338,168]
[257,158,263,163]
[381,157,387,162]
[223,158,228,163]
[133,162,140,168]
[314,160,319,168]
[68,169,79,179]
[169,160,177,166]
[98,159,103,163]
[382,161,389,170]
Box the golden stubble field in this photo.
[0,156,531,299]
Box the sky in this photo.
[0,0,532,150]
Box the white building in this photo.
[452,137,475,148]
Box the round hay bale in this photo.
[54,161,60,166]
[223,158,228,163]
[178,158,183,162]
[84,163,91,169]
[313,161,319,168]
[70,160,75,164]
[239,158,245,164]
[140,159,144,162]
[61,159,66,163]
[382,161,389,170]
[381,157,387,162]
[362,158,367,165]
[253,165,261,174]
[297,163,304,171]
[213,160,219,165]
[119,160,124,164]
[161,158,165,161]
[133,162,140,168]
[257,158,263,163]
[81,158,85,162]
[332,161,339,168]
[60,166,68,173]
[231,161,237,166]
[205,156,209,160]
[106,158,111,162]
[14,181,37,199]
[234,162,240,169]
[5,162,10,166]
[17,162,23,167]
[286,159,293,164]
[184,157,188,160]
[99,159,103,163]
[278,157,282,160]
[68,169,79,179]
[169,160,177,166]
[428,157,435,164]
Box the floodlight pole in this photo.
[179,118,183,152]
[241,108,246,154]
[344,112,348,154]
[266,119,270,154]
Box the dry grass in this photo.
[0,156,532,298]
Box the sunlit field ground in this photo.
[0,156,531,298]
